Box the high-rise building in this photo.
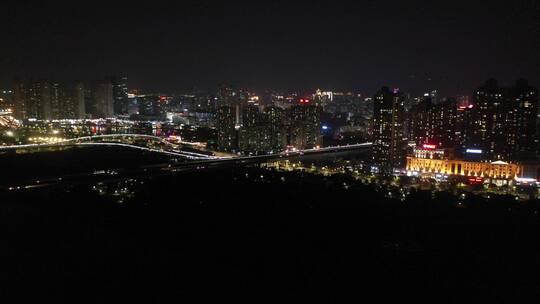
[13,81,27,120]
[505,79,538,160]
[455,102,475,151]
[373,87,405,172]
[471,79,505,159]
[52,83,83,119]
[264,106,287,152]
[84,87,97,118]
[137,95,166,119]
[105,76,129,115]
[238,105,270,153]
[241,105,261,128]
[13,80,85,120]
[217,84,249,127]
[408,97,457,149]
[216,105,238,152]
[435,98,458,149]
[95,82,114,118]
[408,97,433,145]
[73,83,86,119]
[26,81,52,120]
[289,99,322,150]
[471,79,538,160]
[50,83,64,119]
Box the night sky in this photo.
[1,0,540,95]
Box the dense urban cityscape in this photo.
[1,76,540,200]
[3,1,540,302]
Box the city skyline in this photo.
[2,1,540,95]
[3,2,540,300]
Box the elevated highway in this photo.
[1,135,372,191]
[0,134,216,160]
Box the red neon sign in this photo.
[423,144,437,149]
[468,177,483,185]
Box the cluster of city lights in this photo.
[28,137,67,144]
[0,108,13,115]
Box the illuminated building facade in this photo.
[373,87,405,172]
[242,106,287,153]
[408,96,458,149]
[289,99,322,150]
[433,98,458,148]
[217,100,319,154]
[238,105,270,153]
[406,145,523,185]
[407,157,522,182]
[14,80,87,120]
[505,79,538,160]
[471,79,507,159]
[455,102,475,150]
[217,84,248,127]
[405,79,538,162]
[264,106,287,152]
[27,81,52,120]
[408,98,432,145]
[238,125,271,153]
[471,79,538,160]
[216,105,238,152]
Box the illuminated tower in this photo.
[505,79,538,160]
[265,105,287,152]
[216,105,238,152]
[472,79,505,159]
[373,87,405,172]
[472,79,538,160]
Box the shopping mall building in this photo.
[405,145,538,186]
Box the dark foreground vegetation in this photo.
[1,167,540,302]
